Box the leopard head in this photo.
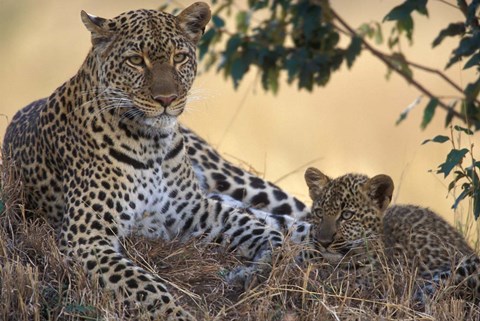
[304,167,394,264]
[80,3,211,131]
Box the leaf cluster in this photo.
[199,0,361,93]
[385,0,479,218]
[423,126,480,218]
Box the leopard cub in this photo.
[304,167,480,302]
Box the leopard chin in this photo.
[318,250,345,264]
[142,114,178,132]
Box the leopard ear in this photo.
[364,174,394,211]
[304,167,330,200]
[176,2,211,44]
[81,11,113,47]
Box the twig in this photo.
[328,7,471,125]
[274,157,324,184]
[433,0,460,10]
[330,19,478,105]
[216,79,255,149]
[394,56,466,97]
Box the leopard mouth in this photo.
[132,96,185,117]
[113,106,178,134]
[314,239,352,263]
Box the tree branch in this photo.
[328,7,471,125]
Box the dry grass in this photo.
[1,155,480,321]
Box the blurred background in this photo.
[0,1,477,232]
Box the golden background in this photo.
[0,1,476,229]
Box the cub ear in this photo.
[304,167,330,200]
[177,2,211,43]
[364,174,394,211]
[81,11,113,47]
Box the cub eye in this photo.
[173,53,188,64]
[127,55,145,67]
[341,210,354,220]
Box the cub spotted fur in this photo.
[304,167,480,301]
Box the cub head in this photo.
[80,3,211,130]
[304,167,394,264]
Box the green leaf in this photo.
[467,0,480,27]
[474,190,480,219]
[298,63,314,91]
[448,179,457,192]
[345,36,362,68]
[374,22,384,45]
[445,54,463,69]
[249,0,269,11]
[464,78,480,102]
[0,200,4,214]
[262,67,280,94]
[421,135,450,145]
[455,33,480,56]
[464,53,480,70]
[447,33,480,69]
[225,34,242,56]
[475,160,480,170]
[412,0,429,16]
[358,23,374,38]
[158,4,169,11]
[231,57,249,88]
[437,148,469,177]
[383,0,427,42]
[421,98,439,130]
[448,170,466,192]
[397,16,414,41]
[383,0,428,21]
[390,53,413,79]
[212,15,225,28]
[445,109,455,127]
[236,11,250,34]
[383,3,412,22]
[432,22,465,48]
[396,96,422,125]
[452,186,470,210]
[198,28,217,60]
[453,125,474,135]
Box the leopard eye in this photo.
[173,52,188,64]
[127,55,145,67]
[313,208,323,219]
[341,210,354,220]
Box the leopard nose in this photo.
[153,94,178,107]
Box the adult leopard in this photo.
[2,3,309,320]
[304,167,480,302]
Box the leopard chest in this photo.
[112,160,202,240]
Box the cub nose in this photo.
[153,94,178,107]
[318,238,334,248]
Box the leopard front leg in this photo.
[179,197,288,287]
[60,187,194,321]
